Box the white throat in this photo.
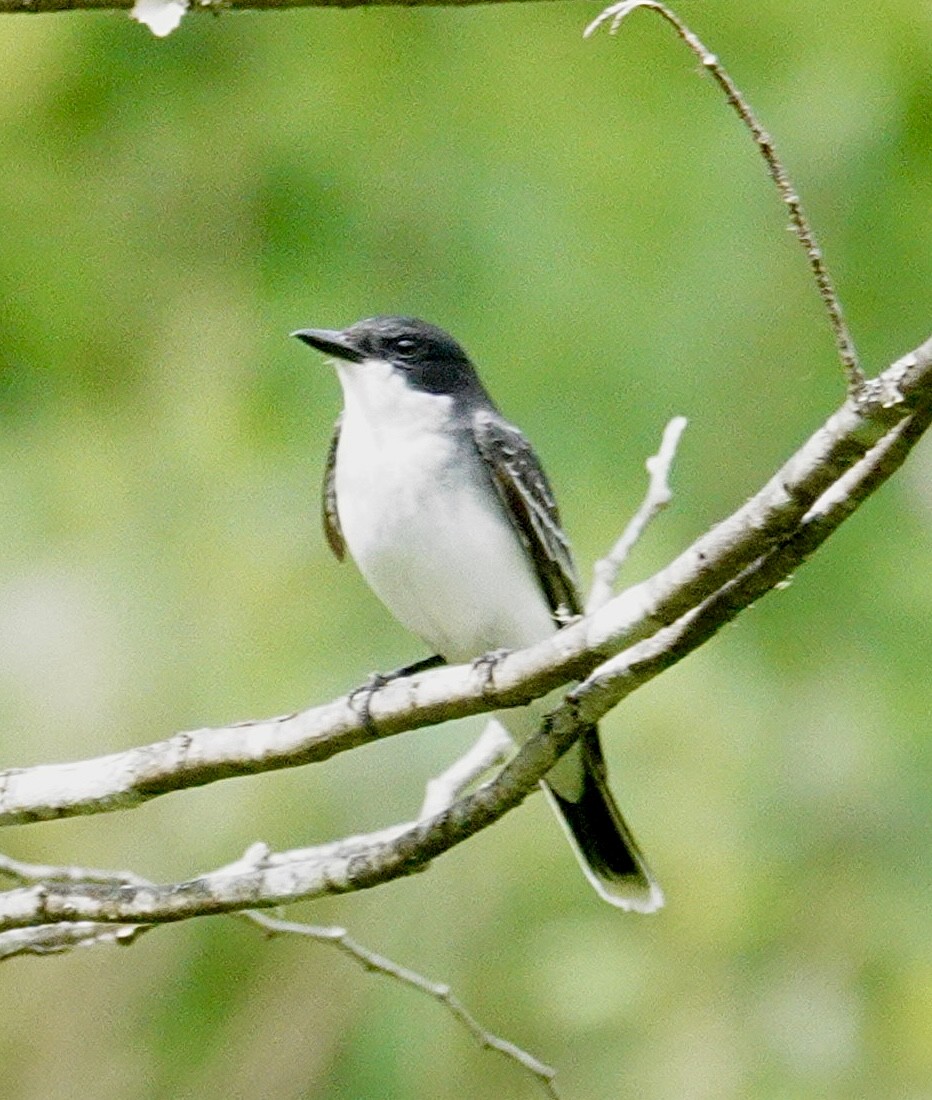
[335,357,454,442]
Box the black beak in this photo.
[290,327,364,363]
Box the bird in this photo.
[292,315,662,912]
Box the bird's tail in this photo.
[542,728,663,913]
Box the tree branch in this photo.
[0,855,559,1095]
[418,719,514,819]
[0,0,549,13]
[1,334,928,832]
[1,334,929,933]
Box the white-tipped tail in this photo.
[542,734,664,913]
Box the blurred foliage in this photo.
[0,1,930,1098]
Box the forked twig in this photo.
[585,0,864,394]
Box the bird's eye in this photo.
[393,337,417,358]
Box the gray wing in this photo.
[322,415,346,561]
[472,409,582,620]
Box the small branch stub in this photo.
[587,415,688,614]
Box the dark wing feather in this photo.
[322,415,346,561]
[472,409,582,620]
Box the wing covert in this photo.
[472,409,581,620]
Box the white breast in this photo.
[333,359,556,661]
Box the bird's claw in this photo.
[348,671,390,734]
[471,648,511,694]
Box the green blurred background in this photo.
[1,2,929,1097]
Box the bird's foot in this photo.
[471,648,512,694]
[348,654,446,734]
[348,672,389,735]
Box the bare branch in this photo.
[1,335,927,833]
[586,415,688,614]
[571,400,932,725]
[585,0,864,393]
[0,335,928,934]
[0,0,559,12]
[244,911,561,1097]
[0,726,515,958]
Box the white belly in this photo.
[333,365,556,661]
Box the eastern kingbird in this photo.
[293,316,662,912]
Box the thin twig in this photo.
[0,852,150,887]
[0,850,558,1096]
[0,728,541,1096]
[585,0,864,394]
[0,0,565,10]
[586,415,688,613]
[244,911,561,1097]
